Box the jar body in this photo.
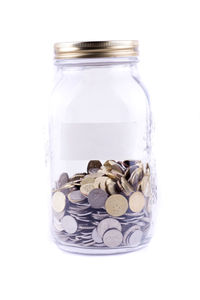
[49,57,156,254]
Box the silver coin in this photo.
[92,228,103,243]
[61,215,78,234]
[82,240,96,246]
[142,217,151,223]
[123,225,141,244]
[97,218,122,238]
[128,230,143,247]
[103,229,123,248]
[53,217,64,232]
[88,188,108,208]
[137,221,146,227]
[55,232,69,242]
[78,225,94,230]
[53,209,65,220]
[58,172,69,188]
[68,190,86,203]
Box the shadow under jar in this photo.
[49,40,157,254]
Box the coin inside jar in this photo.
[128,229,143,247]
[61,215,78,233]
[88,188,108,208]
[87,160,102,173]
[58,172,69,188]
[52,158,153,250]
[97,217,122,238]
[141,175,151,197]
[92,228,103,243]
[81,176,95,186]
[103,229,123,248]
[52,191,66,213]
[68,190,86,203]
[80,183,95,196]
[129,192,146,213]
[105,194,128,217]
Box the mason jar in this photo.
[49,40,157,254]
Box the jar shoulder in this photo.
[51,67,150,123]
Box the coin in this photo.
[92,228,103,243]
[124,165,139,179]
[123,160,141,168]
[53,209,65,220]
[87,160,102,173]
[80,183,95,196]
[123,225,141,244]
[105,194,128,217]
[129,167,143,186]
[129,192,146,213]
[69,174,85,182]
[141,175,151,197]
[116,180,123,192]
[104,160,124,173]
[93,176,107,190]
[147,197,152,213]
[52,191,66,213]
[58,172,69,188]
[68,190,86,203]
[103,160,113,171]
[103,229,123,247]
[53,217,64,232]
[61,215,78,233]
[121,177,134,196]
[94,177,102,188]
[81,176,95,186]
[97,217,122,238]
[106,178,117,195]
[100,177,109,191]
[88,188,108,208]
[128,230,143,247]
[52,159,153,250]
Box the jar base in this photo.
[54,238,151,255]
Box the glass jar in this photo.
[49,41,157,254]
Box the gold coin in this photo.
[90,173,103,178]
[121,177,134,196]
[106,172,119,180]
[94,177,103,189]
[81,176,95,186]
[52,191,66,213]
[141,175,151,197]
[128,167,143,186]
[103,160,113,171]
[104,160,123,174]
[99,177,108,191]
[105,194,128,217]
[80,183,95,196]
[129,192,146,213]
[106,178,116,195]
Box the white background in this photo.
[0,1,200,299]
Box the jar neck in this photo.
[54,56,138,68]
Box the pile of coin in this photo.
[52,160,153,249]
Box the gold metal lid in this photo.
[54,40,138,59]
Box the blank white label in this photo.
[60,122,139,161]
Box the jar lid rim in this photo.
[54,40,139,59]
